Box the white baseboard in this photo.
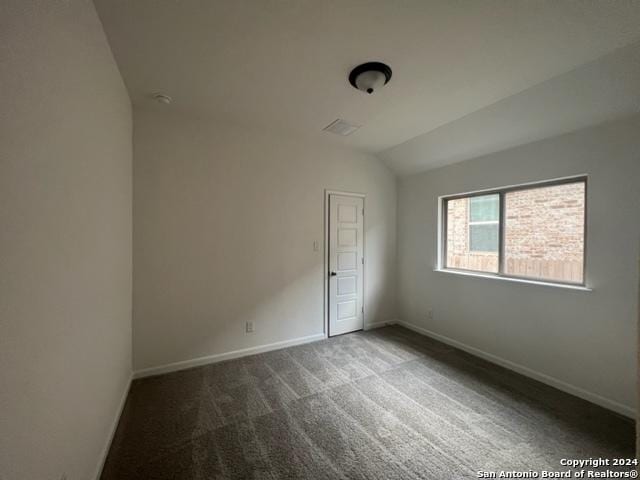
[364,319,398,330]
[396,320,635,419]
[94,373,132,480]
[133,332,327,379]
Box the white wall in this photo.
[396,115,640,417]
[133,109,396,372]
[0,1,132,479]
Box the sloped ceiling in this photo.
[95,0,640,173]
[381,42,640,175]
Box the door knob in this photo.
[330,271,337,276]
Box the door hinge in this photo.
[361,306,364,314]
[362,208,364,216]
[361,257,364,265]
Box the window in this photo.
[442,177,586,285]
[469,195,499,252]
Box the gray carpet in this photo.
[101,326,634,479]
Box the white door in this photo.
[329,194,364,336]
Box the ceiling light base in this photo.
[349,62,392,95]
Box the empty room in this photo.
[2,1,640,479]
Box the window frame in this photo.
[439,175,588,287]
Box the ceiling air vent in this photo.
[322,119,361,136]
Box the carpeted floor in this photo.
[101,326,634,479]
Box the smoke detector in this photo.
[349,62,392,95]
[152,93,172,104]
[322,119,361,136]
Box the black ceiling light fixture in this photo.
[348,62,392,95]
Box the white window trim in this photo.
[434,268,592,291]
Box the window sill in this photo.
[434,268,592,292]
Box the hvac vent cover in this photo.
[322,119,361,136]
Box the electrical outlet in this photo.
[313,240,320,252]
[246,321,254,333]
[427,309,433,320]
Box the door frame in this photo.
[324,189,366,337]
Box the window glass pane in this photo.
[470,223,498,252]
[469,194,499,222]
[446,196,499,273]
[504,182,585,283]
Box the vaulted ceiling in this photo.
[95,0,640,173]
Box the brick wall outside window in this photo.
[446,182,585,283]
